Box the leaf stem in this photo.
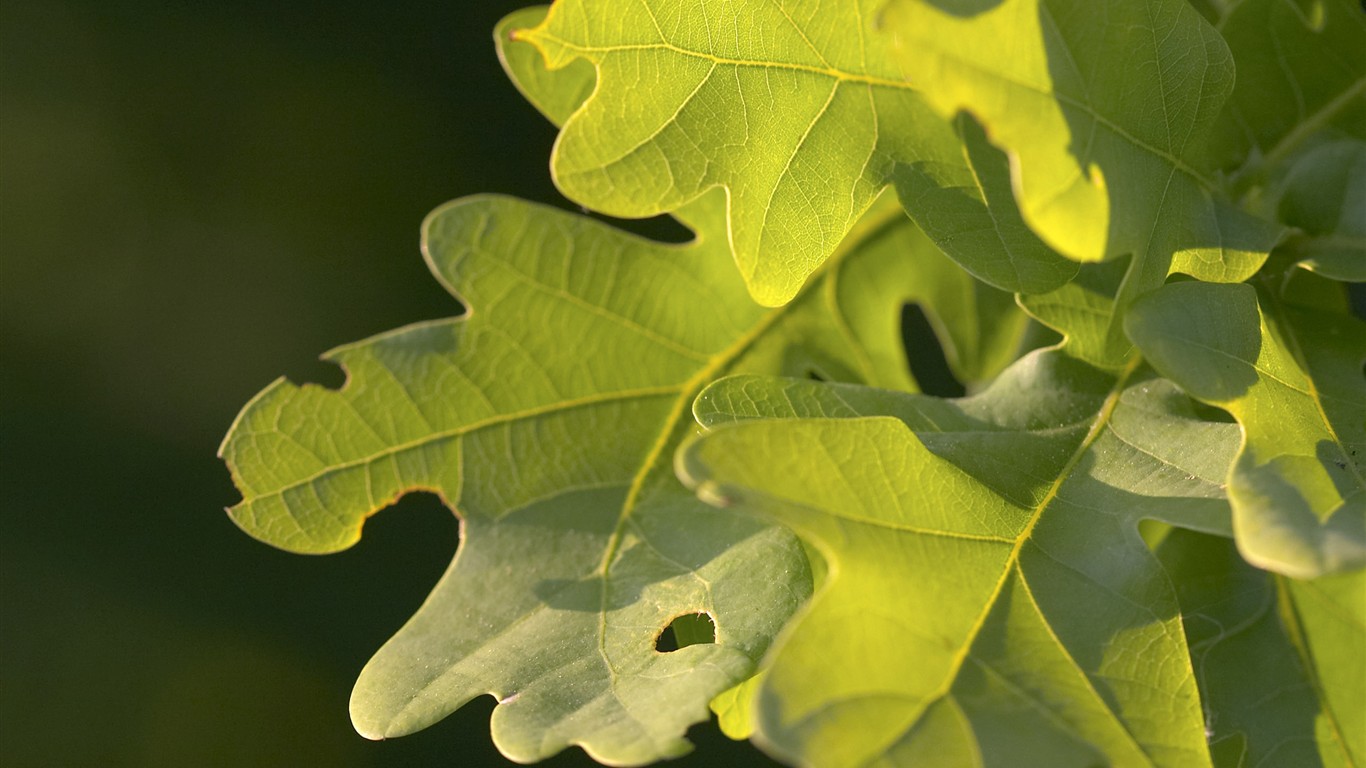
[917,352,1144,734]
[1238,78,1366,188]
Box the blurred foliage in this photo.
[0,1,765,764]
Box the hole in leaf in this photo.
[901,304,965,398]
[1137,519,1172,551]
[284,357,347,391]
[654,612,716,653]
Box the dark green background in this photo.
[0,1,768,765]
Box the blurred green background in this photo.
[0,1,769,765]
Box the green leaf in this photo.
[679,350,1242,766]
[1157,528,1366,768]
[222,181,1013,760]
[1278,568,1366,767]
[842,212,1032,389]
[1275,139,1366,281]
[1127,281,1366,578]
[881,0,1284,360]
[893,114,1079,295]
[221,38,1032,753]
[496,7,598,127]
[1207,0,1366,183]
[509,0,937,305]
[215,4,1366,766]
[220,193,807,763]
[500,4,1029,391]
[511,0,1053,306]
[710,672,764,740]
[715,191,1032,393]
[1017,258,1127,368]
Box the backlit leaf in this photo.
[218,4,1366,766]
[510,0,954,305]
[882,0,1284,361]
[220,24,1035,757]
[500,4,1030,391]
[510,0,1077,306]
[680,350,1242,765]
[1157,529,1365,768]
[1127,281,1366,578]
[893,114,1079,295]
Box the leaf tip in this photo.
[694,481,737,509]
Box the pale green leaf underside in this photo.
[1127,281,1366,578]
[680,350,1242,766]
[221,192,815,763]
[221,105,1026,768]
[223,171,1023,760]
[883,0,1283,361]
[1159,529,1366,768]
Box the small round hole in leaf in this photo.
[654,612,716,653]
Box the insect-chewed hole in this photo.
[285,358,347,391]
[1137,519,1172,552]
[654,612,717,653]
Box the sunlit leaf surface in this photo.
[1128,281,1366,578]
[511,0,1082,305]
[219,12,1034,760]
[681,351,1242,765]
[219,3,1366,765]
[882,0,1284,361]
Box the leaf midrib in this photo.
[927,45,1217,190]
[897,355,1150,761]
[1260,288,1366,502]
[1257,65,1366,172]
[531,14,1240,192]
[236,384,684,503]
[1278,578,1362,768]
[591,201,911,680]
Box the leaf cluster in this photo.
[221,1,1365,765]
